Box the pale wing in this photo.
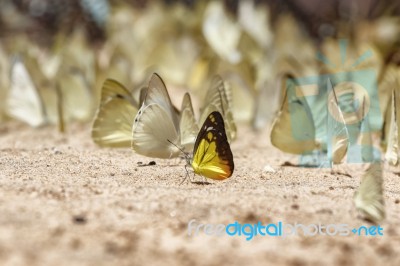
[145,73,179,129]
[270,79,319,154]
[59,68,93,122]
[200,76,236,142]
[327,80,349,165]
[202,1,241,64]
[0,44,9,121]
[179,93,199,150]
[40,85,59,125]
[385,90,399,165]
[200,75,225,117]
[132,103,181,159]
[220,81,237,141]
[6,57,46,127]
[100,79,137,107]
[139,87,147,107]
[92,97,138,147]
[354,163,385,223]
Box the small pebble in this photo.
[73,215,87,225]
[291,204,299,210]
[263,165,276,173]
[262,165,276,179]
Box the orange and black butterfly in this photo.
[189,111,234,180]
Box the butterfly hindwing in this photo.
[191,111,234,180]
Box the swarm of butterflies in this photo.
[1,0,400,223]
[92,73,236,181]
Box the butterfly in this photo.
[385,89,399,166]
[326,79,349,165]
[6,56,61,127]
[270,75,320,154]
[92,78,142,147]
[199,75,237,143]
[188,111,234,181]
[132,73,198,158]
[354,162,385,223]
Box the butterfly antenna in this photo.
[167,139,189,160]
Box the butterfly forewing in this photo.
[192,111,234,180]
[145,73,180,129]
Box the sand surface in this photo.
[0,121,399,266]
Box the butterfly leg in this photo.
[203,176,209,185]
[180,164,191,185]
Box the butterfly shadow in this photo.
[190,180,212,186]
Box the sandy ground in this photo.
[0,121,400,266]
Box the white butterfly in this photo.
[385,90,399,165]
[131,73,198,158]
[270,75,319,154]
[92,79,140,147]
[354,162,385,223]
[199,75,237,143]
[6,57,48,127]
[326,79,349,165]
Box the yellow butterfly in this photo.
[92,79,141,147]
[189,111,234,181]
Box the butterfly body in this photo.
[190,111,234,180]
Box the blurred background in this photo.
[0,0,399,138]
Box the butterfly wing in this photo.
[327,80,349,165]
[354,162,385,223]
[92,79,138,147]
[220,81,237,141]
[180,92,199,150]
[200,75,237,142]
[144,73,179,128]
[58,67,93,122]
[6,57,46,127]
[385,90,399,165]
[100,79,137,106]
[270,78,319,154]
[132,73,181,158]
[191,111,234,180]
[92,97,137,147]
